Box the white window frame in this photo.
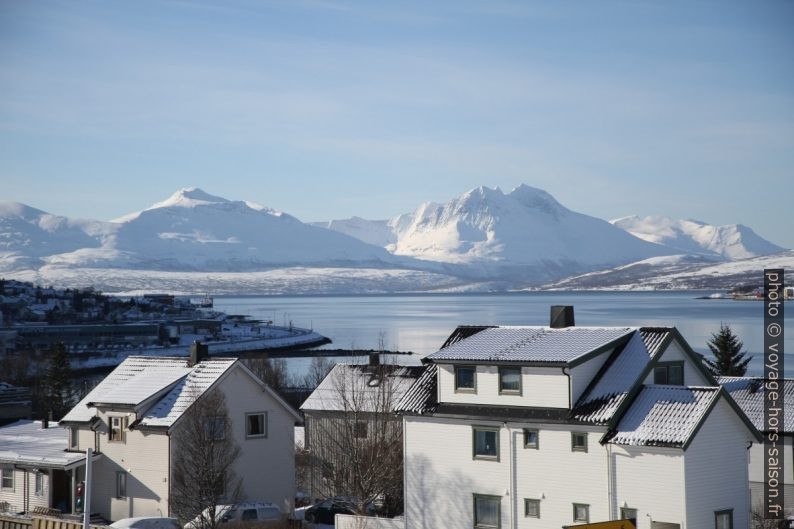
[245,412,267,439]
[1,466,13,490]
[109,416,126,443]
[573,503,589,523]
[116,471,127,498]
[524,498,540,518]
[35,471,44,496]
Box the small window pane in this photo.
[109,417,124,442]
[572,432,587,452]
[70,427,79,449]
[354,421,368,439]
[204,417,225,441]
[573,503,589,522]
[474,429,498,458]
[455,366,476,390]
[654,366,668,384]
[246,413,266,437]
[716,510,732,529]
[35,472,43,495]
[499,367,521,393]
[474,495,500,527]
[1,466,13,489]
[116,472,127,498]
[523,429,538,449]
[669,365,684,386]
[524,498,540,518]
[621,507,637,520]
[241,509,257,521]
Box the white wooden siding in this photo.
[437,365,569,408]
[610,445,685,529]
[569,349,614,404]
[403,416,608,529]
[684,398,753,529]
[0,468,50,512]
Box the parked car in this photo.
[183,502,283,529]
[111,517,181,529]
[303,498,356,525]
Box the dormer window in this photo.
[455,366,476,392]
[499,366,521,395]
[69,427,79,449]
[109,416,127,442]
[654,362,684,385]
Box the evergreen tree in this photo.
[704,323,751,377]
[43,341,73,420]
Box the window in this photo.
[715,509,733,529]
[621,507,637,520]
[241,509,257,521]
[571,432,587,452]
[204,417,225,441]
[69,427,79,449]
[498,367,521,394]
[523,429,539,449]
[116,471,127,498]
[354,421,368,439]
[35,472,43,496]
[573,503,589,523]
[455,366,476,392]
[473,427,499,460]
[246,412,267,438]
[109,416,126,442]
[654,362,684,385]
[524,498,540,518]
[1,466,13,489]
[473,494,500,528]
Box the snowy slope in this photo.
[0,202,112,271]
[610,215,785,260]
[317,184,670,281]
[1,189,408,273]
[543,250,794,290]
[310,217,396,248]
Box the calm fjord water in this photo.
[216,292,793,377]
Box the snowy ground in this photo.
[3,266,471,295]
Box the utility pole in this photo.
[83,447,93,529]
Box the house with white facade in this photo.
[59,347,302,522]
[720,376,794,516]
[0,419,97,515]
[395,307,760,529]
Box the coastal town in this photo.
[0,283,790,528]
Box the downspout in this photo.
[505,422,515,529]
[746,440,754,525]
[167,431,172,517]
[562,367,571,408]
[606,443,613,520]
[402,416,408,529]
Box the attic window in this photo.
[109,416,127,443]
[654,362,684,386]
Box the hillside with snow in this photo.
[315,184,671,281]
[610,215,784,260]
[1,185,788,293]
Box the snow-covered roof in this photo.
[608,385,719,448]
[61,356,236,428]
[301,364,425,413]
[572,328,671,424]
[0,420,90,469]
[139,359,237,428]
[394,364,438,415]
[719,376,794,432]
[426,326,633,364]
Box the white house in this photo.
[59,348,302,522]
[396,307,760,529]
[0,419,97,515]
[720,376,794,516]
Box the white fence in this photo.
[334,514,405,529]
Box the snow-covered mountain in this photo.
[0,188,405,273]
[542,250,794,291]
[316,184,670,281]
[610,215,784,260]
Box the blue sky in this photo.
[1,0,793,247]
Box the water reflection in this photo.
[216,292,793,377]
